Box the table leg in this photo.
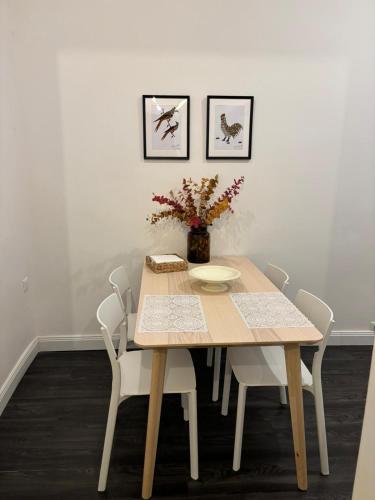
[142,348,167,499]
[284,343,308,491]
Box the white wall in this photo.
[1,0,374,374]
[0,0,36,387]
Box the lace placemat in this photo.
[138,295,208,333]
[230,292,313,329]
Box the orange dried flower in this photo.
[148,175,244,227]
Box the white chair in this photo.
[210,346,223,402]
[221,289,334,475]
[110,265,191,432]
[209,263,290,403]
[97,293,199,492]
[206,347,214,367]
[109,265,137,353]
[265,263,290,405]
[264,263,290,292]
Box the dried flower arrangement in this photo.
[148,175,245,228]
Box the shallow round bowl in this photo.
[189,265,241,293]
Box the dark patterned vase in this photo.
[187,226,210,264]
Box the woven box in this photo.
[146,255,188,274]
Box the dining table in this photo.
[134,255,323,499]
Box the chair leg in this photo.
[118,321,128,356]
[188,391,199,480]
[221,350,232,416]
[314,381,329,475]
[181,393,189,421]
[98,391,119,492]
[212,347,222,402]
[233,383,247,471]
[279,386,288,405]
[207,347,213,367]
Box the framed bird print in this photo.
[206,96,254,160]
[143,95,190,159]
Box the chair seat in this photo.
[127,312,137,341]
[119,348,196,396]
[228,346,313,388]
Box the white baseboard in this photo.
[38,333,120,351]
[329,330,374,346]
[37,333,113,351]
[0,334,119,417]
[1,330,373,416]
[0,338,39,416]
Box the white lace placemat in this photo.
[230,292,313,329]
[138,295,208,333]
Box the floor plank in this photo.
[0,346,372,499]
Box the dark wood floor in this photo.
[0,346,372,500]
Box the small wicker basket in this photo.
[146,254,188,274]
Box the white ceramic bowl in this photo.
[189,265,241,292]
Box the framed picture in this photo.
[143,95,190,160]
[206,96,254,160]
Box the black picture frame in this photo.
[206,95,254,160]
[142,95,190,160]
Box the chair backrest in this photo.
[265,263,290,292]
[294,289,335,378]
[97,293,125,369]
[109,266,132,314]
[294,289,334,341]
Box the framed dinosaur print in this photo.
[143,95,190,159]
[206,96,254,160]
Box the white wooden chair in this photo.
[97,293,199,492]
[208,263,290,403]
[221,289,334,475]
[207,346,223,402]
[265,263,290,405]
[264,263,290,292]
[109,265,137,353]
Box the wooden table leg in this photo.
[142,348,167,499]
[284,344,308,491]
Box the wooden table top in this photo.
[134,255,323,349]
